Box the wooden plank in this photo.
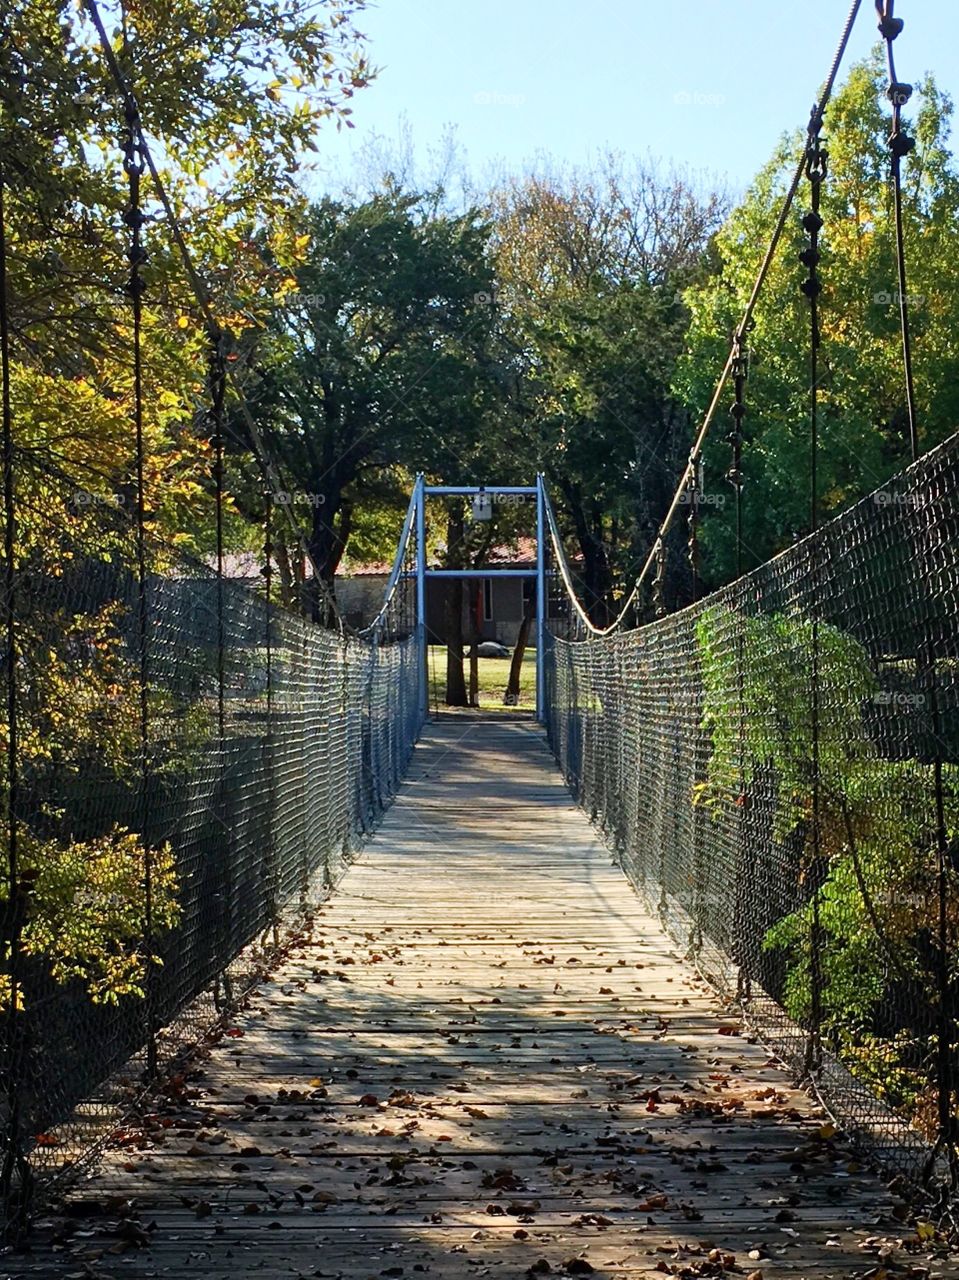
[8,721,948,1280]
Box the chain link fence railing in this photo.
[0,466,422,1236]
[544,428,959,1202]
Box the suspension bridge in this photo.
[4,0,959,1276]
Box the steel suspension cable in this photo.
[546,0,863,637]
[873,2,955,1188]
[0,151,29,1246]
[727,333,748,580]
[357,487,420,640]
[728,331,750,997]
[801,108,827,1079]
[209,330,227,738]
[686,453,701,604]
[876,0,919,461]
[875,0,959,1191]
[81,0,346,630]
[119,87,159,1078]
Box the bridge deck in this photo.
[20,722,923,1277]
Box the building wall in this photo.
[336,574,390,630]
[338,570,558,646]
[425,576,529,646]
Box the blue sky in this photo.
[312,0,959,198]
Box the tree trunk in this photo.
[504,596,535,705]
[274,541,297,609]
[305,476,354,624]
[581,536,611,628]
[468,583,482,706]
[556,477,612,628]
[444,507,469,705]
[444,579,468,706]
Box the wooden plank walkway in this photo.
[11,721,951,1279]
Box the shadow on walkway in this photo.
[8,722,953,1279]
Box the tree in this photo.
[0,0,371,1007]
[490,156,727,621]
[243,186,519,628]
[696,604,959,1131]
[3,0,372,554]
[676,55,959,587]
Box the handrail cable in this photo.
[358,486,419,638]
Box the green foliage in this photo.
[3,0,373,559]
[491,160,727,620]
[696,605,959,1128]
[0,596,187,1008]
[244,187,515,593]
[696,607,877,840]
[3,828,179,1007]
[0,0,371,1009]
[677,55,959,585]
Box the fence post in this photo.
[263,492,280,948]
[536,475,546,722]
[909,469,959,1193]
[208,329,231,1011]
[930,720,958,1192]
[801,106,827,1079]
[119,102,159,1080]
[728,338,750,1001]
[366,636,378,825]
[415,475,427,725]
[0,154,31,1247]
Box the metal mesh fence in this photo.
[544,428,959,1199]
[0,464,422,1232]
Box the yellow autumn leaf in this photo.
[176,316,190,329]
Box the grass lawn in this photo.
[427,644,537,712]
